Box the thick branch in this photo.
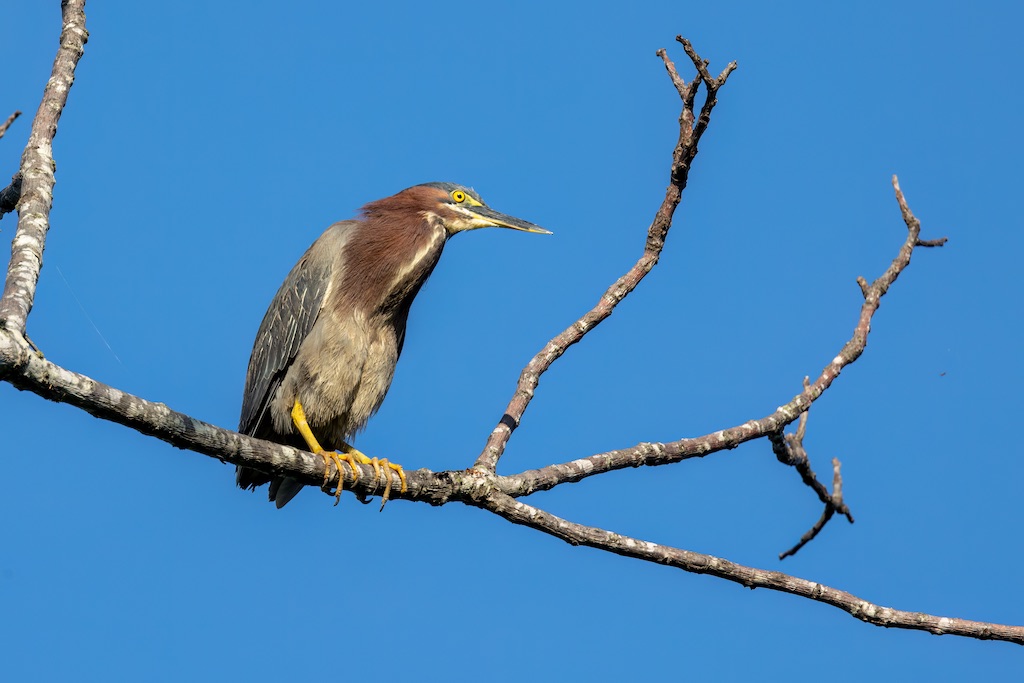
[0,0,88,334]
[479,492,1024,644]
[473,38,738,472]
[0,335,454,503]
[5,319,1021,643]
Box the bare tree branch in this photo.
[0,160,951,526]
[473,36,738,473]
[478,491,1024,644]
[494,180,946,499]
[2,14,1016,645]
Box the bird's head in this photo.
[362,182,551,236]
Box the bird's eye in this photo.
[451,190,466,203]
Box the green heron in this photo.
[236,182,550,508]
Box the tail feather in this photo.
[238,466,304,508]
[235,465,270,491]
[271,477,304,508]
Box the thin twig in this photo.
[0,110,21,140]
[768,378,854,558]
[656,49,687,96]
[780,458,849,559]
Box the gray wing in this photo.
[238,222,352,437]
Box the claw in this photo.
[316,451,364,506]
[331,454,346,506]
[319,452,333,490]
[376,459,408,511]
[379,461,394,511]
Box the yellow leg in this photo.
[292,399,356,504]
[291,399,408,507]
[290,399,326,452]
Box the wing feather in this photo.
[238,222,353,437]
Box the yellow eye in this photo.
[451,190,466,203]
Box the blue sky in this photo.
[3,1,1022,679]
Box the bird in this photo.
[236,182,550,508]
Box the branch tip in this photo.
[657,47,688,98]
[0,110,22,140]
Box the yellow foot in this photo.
[342,447,408,510]
[317,450,363,506]
[290,400,407,507]
[317,448,407,508]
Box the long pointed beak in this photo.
[467,205,552,234]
